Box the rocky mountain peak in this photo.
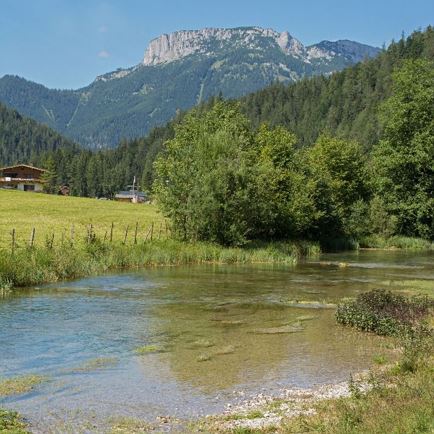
[143,27,306,65]
[142,26,379,67]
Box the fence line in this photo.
[1,221,171,254]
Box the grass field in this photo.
[0,190,165,249]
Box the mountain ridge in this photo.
[0,26,380,148]
[142,26,379,66]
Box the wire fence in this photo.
[2,221,171,254]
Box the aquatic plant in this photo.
[109,416,152,433]
[0,375,46,397]
[72,357,118,372]
[134,345,162,354]
[0,409,29,433]
[197,354,212,362]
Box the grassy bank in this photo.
[279,292,434,434]
[0,239,320,291]
[359,235,433,250]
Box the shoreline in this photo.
[193,373,371,433]
[0,240,320,292]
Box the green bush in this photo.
[336,289,433,336]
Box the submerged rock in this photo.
[286,300,336,309]
[214,345,236,355]
[250,323,304,334]
[197,353,212,362]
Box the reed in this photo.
[0,239,320,290]
[359,235,433,250]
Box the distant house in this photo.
[0,164,46,192]
[114,190,148,203]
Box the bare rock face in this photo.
[143,27,306,65]
[142,26,379,67]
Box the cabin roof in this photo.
[115,191,147,199]
[0,164,47,173]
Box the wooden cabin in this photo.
[0,164,46,192]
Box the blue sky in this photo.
[1,0,433,89]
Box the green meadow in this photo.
[0,190,165,249]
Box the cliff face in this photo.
[143,27,300,65]
[143,26,379,66]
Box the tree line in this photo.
[154,57,433,244]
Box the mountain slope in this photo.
[241,26,434,147]
[0,102,78,166]
[0,27,380,148]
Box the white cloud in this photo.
[98,50,110,58]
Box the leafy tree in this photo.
[254,124,317,238]
[306,135,368,238]
[154,101,256,245]
[372,59,434,239]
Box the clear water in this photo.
[0,250,432,432]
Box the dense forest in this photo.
[154,56,433,244]
[0,103,78,166]
[241,26,434,148]
[0,27,433,242]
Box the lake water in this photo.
[0,250,432,432]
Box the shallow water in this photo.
[0,250,432,432]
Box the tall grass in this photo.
[0,239,320,290]
[359,235,433,250]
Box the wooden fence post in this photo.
[110,222,114,242]
[150,222,154,241]
[134,222,138,245]
[29,228,35,248]
[123,225,129,245]
[87,224,94,244]
[11,228,16,254]
[49,233,54,249]
[158,222,163,240]
[144,225,151,242]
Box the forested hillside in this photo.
[69,25,431,195]
[0,103,78,166]
[241,26,434,147]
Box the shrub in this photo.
[336,289,433,336]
